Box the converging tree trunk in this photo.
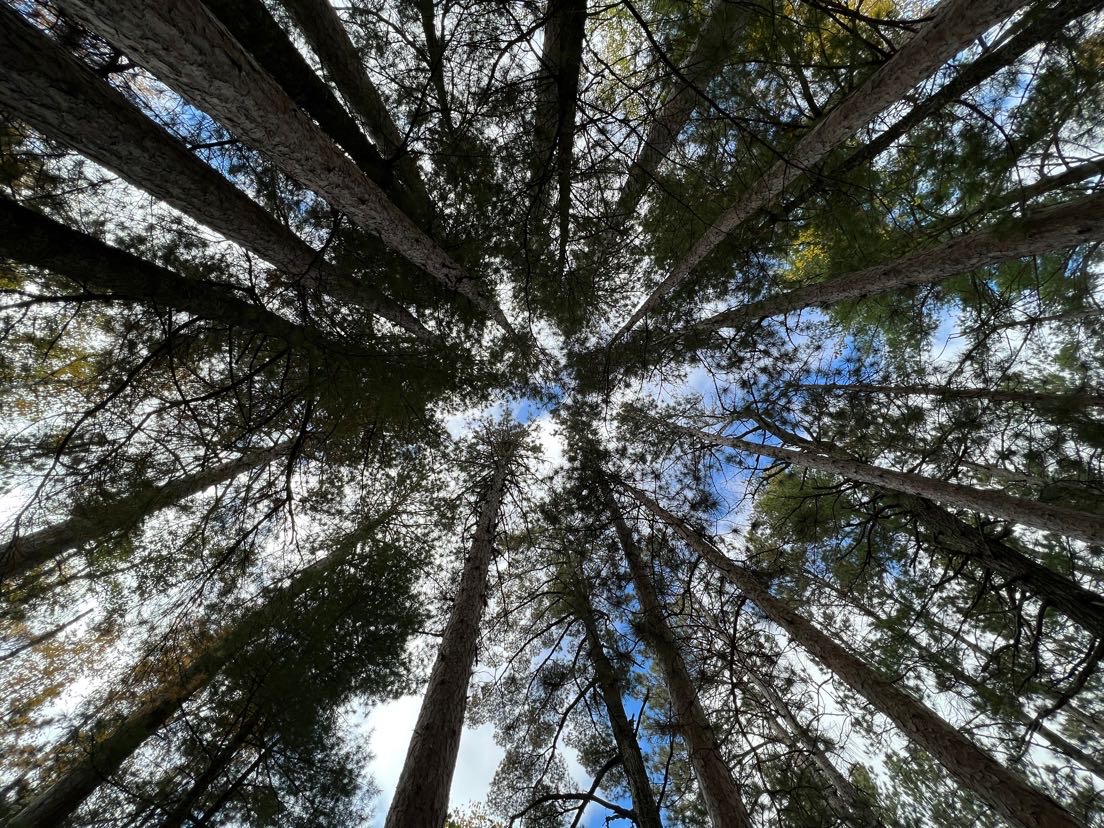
[63,0,512,333]
[613,0,1030,339]
[383,433,518,828]
[599,477,752,827]
[2,441,291,581]
[571,574,664,828]
[622,484,1085,828]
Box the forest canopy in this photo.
[1,0,1103,826]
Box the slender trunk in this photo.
[672,420,1104,546]
[157,708,263,828]
[613,0,1026,339]
[744,670,882,828]
[189,740,275,828]
[0,609,93,663]
[277,0,434,221]
[2,442,290,581]
[0,8,430,339]
[411,0,455,134]
[572,577,663,828]
[687,192,1104,332]
[0,197,365,353]
[63,0,511,333]
[7,539,347,828]
[383,439,515,828]
[599,478,752,827]
[800,381,1104,410]
[614,0,756,220]
[623,484,1084,828]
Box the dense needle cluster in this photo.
[1,0,1103,826]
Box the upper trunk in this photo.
[799,381,1104,410]
[623,483,1084,828]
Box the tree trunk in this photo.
[800,381,1104,410]
[614,0,756,221]
[687,192,1104,332]
[0,8,431,340]
[62,0,511,333]
[383,437,516,828]
[612,0,1031,339]
[410,0,456,134]
[672,420,1104,546]
[157,708,263,828]
[744,669,883,827]
[572,576,664,828]
[600,478,752,828]
[622,484,1084,828]
[6,538,348,828]
[277,0,434,221]
[2,442,291,581]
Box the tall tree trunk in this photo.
[599,478,752,827]
[614,0,756,221]
[7,538,350,828]
[685,192,1104,333]
[62,0,511,333]
[743,669,883,828]
[2,442,291,581]
[383,435,517,828]
[622,484,1084,828]
[613,0,1030,339]
[0,197,372,353]
[800,381,1104,410]
[571,575,664,828]
[0,8,430,340]
[410,0,456,134]
[668,419,1104,547]
[157,708,263,828]
[277,0,434,221]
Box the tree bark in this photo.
[383,436,516,828]
[572,576,664,828]
[6,538,349,828]
[2,442,291,581]
[800,381,1104,410]
[613,0,1029,339]
[622,484,1084,828]
[277,0,434,221]
[685,192,1104,333]
[599,478,752,828]
[62,0,511,333]
[666,418,1104,546]
[0,8,431,339]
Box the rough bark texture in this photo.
[2,442,290,580]
[0,9,430,339]
[7,542,346,828]
[615,0,755,220]
[62,0,511,333]
[690,193,1104,331]
[679,422,1104,545]
[623,485,1085,828]
[600,479,752,828]
[614,0,1027,339]
[383,444,514,828]
[277,0,433,219]
[801,381,1104,410]
[574,579,664,828]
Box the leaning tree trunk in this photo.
[799,381,1104,410]
[6,535,351,828]
[572,575,664,828]
[0,8,430,340]
[685,192,1104,333]
[2,442,291,581]
[63,0,511,333]
[613,0,1027,338]
[622,484,1084,828]
[277,0,433,221]
[600,478,752,828]
[383,437,516,828]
